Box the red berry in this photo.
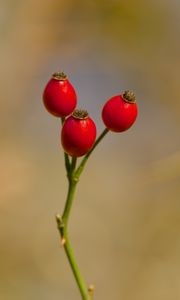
[102,91,138,132]
[43,72,77,117]
[61,110,97,157]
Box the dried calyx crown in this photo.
[72,109,88,119]
[52,72,67,81]
[122,90,136,103]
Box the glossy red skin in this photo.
[43,78,77,117]
[102,95,138,132]
[61,116,97,157]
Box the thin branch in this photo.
[75,128,109,179]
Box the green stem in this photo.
[56,127,109,300]
[61,117,70,173]
[75,128,109,179]
[56,158,90,300]
[62,158,77,225]
[63,235,90,300]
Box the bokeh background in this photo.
[1,0,180,299]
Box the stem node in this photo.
[73,176,79,183]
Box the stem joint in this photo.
[56,214,65,229]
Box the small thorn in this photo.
[61,237,66,246]
[55,214,64,228]
[88,284,95,293]
[55,213,61,222]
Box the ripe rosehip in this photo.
[102,91,138,132]
[43,72,77,117]
[61,110,97,157]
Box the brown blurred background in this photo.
[0,0,180,299]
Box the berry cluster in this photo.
[43,71,138,157]
[42,71,138,300]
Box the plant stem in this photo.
[63,235,90,300]
[56,127,109,300]
[61,117,71,173]
[56,157,90,300]
[62,159,77,225]
[75,128,109,178]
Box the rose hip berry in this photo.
[102,90,138,132]
[61,109,97,157]
[43,72,77,117]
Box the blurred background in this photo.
[0,0,180,299]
